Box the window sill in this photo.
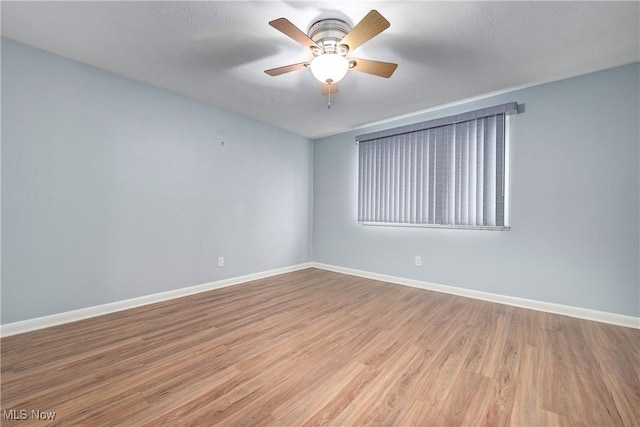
[359,222,510,231]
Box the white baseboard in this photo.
[311,262,640,329]
[0,263,313,338]
[3,261,637,337]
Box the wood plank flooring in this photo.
[1,268,639,426]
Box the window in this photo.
[357,103,518,229]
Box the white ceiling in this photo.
[2,1,639,139]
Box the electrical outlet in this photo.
[415,256,422,266]
[217,256,225,268]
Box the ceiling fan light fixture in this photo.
[309,54,349,84]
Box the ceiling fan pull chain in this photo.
[328,83,331,109]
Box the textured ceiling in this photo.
[2,1,639,139]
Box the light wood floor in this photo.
[1,268,639,426]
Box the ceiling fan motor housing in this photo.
[308,19,352,56]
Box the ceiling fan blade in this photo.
[269,18,320,50]
[350,59,397,78]
[339,10,390,52]
[322,83,339,95]
[264,62,308,76]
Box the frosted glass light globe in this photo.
[310,54,349,84]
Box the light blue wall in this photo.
[1,38,313,323]
[3,38,638,325]
[313,63,640,317]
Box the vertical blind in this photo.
[357,103,518,228]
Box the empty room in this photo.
[1,1,639,426]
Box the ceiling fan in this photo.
[264,10,397,101]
